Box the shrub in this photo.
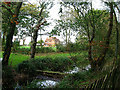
[36,47,55,53]
[12,41,20,52]
[16,56,74,74]
[66,43,87,52]
[17,60,36,76]
[12,48,30,55]
[13,47,56,55]
[56,44,66,52]
[50,57,73,72]
[56,70,93,88]
[2,66,16,89]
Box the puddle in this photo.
[37,80,58,88]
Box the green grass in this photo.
[36,52,70,59]
[8,51,88,68]
[9,53,29,67]
[19,46,30,49]
[0,51,2,58]
[19,46,57,50]
[8,52,71,67]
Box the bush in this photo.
[51,57,73,72]
[56,44,66,52]
[12,41,20,52]
[2,66,16,89]
[17,60,36,76]
[33,57,73,72]
[13,47,56,55]
[36,47,55,53]
[16,56,74,74]
[56,70,93,88]
[66,43,87,52]
[12,48,30,54]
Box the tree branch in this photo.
[36,20,47,29]
[39,5,44,16]
[2,4,13,15]
[15,2,23,17]
[116,5,120,13]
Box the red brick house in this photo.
[44,37,60,47]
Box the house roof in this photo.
[45,37,60,42]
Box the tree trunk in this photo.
[30,5,45,59]
[66,29,68,45]
[88,41,92,61]
[30,20,46,59]
[23,39,25,45]
[2,2,23,66]
[113,8,119,59]
[2,32,5,45]
[68,29,70,43]
[30,30,38,59]
[40,29,43,48]
[3,23,16,66]
[97,3,113,69]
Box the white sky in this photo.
[14,0,106,45]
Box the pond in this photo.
[33,65,91,88]
[35,75,60,88]
[15,64,91,89]
[36,80,59,88]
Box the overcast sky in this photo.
[15,0,106,45]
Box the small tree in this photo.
[37,40,44,47]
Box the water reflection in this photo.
[15,64,91,89]
[0,58,2,61]
[85,64,91,70]
[64,64,91,74]
[64,67,80,74]
[37,80,58,88]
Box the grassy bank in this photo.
[8,52,71,67]
[8,51,88,67]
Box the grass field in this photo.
[8,51,88,67]
[8,52,72,67]
[9,53,29,67]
